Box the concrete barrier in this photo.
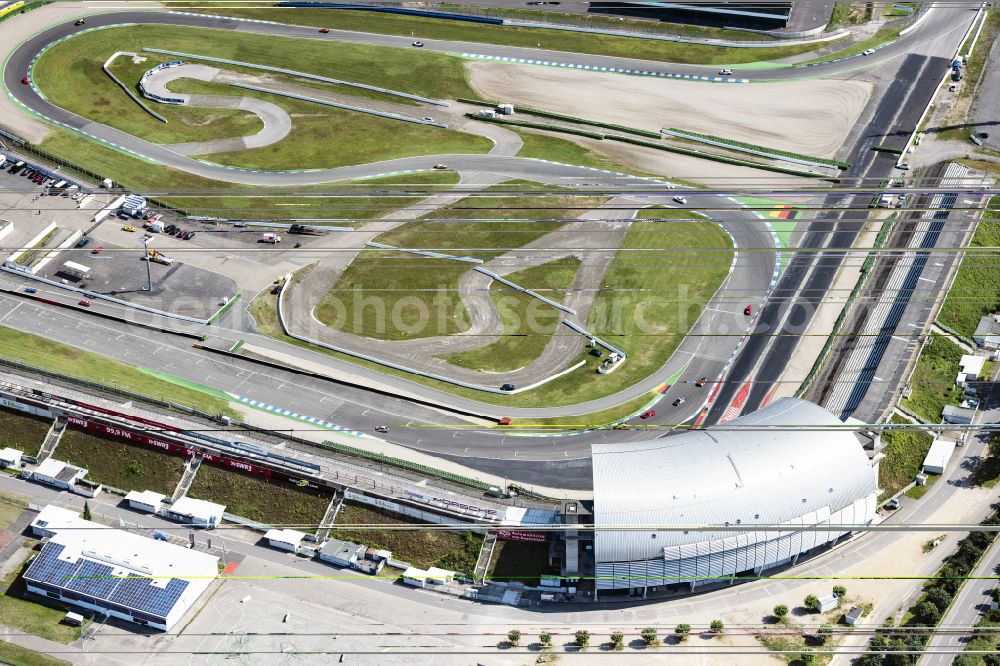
[102,52,168,122]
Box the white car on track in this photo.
[672,195,687,204]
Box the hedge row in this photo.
[0,0,51,25]
[322,440,494,492]
[459,97,661,138]
[465,113,606,140]
[663,128,850,169]
[871,145,905,154]
[604,135,827,179]
[857,510,1000,665]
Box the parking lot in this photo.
[0,153,112,257]
[37,235,239,320]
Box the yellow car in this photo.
[433,163,448,170]
[122,225,137,232]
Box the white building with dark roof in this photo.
[590,398,878,593]
[23,525,218,631]
[973,314,1000,350]
[31,459,87,490]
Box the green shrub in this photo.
[663,127,850,169]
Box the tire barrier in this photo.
[227,82,448,128]
[142,48,450,107]
[102,52,168,122]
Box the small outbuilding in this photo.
[318,538,366,567]
[0,447,22,468]
[922,438,958,474]
[942,405,976,425]
[162,497,225,528]
[816,593,839,613]
[956,355,987,386]
[125,490,166,514]
[264,529,308,552]
[973,314,1000,350]
[31,458,87,490]
[401,566,455,588]
[845,607,864,626]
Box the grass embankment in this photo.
[330,502,482,573]
[879,415,934,500]
[170,79,490,170]
[315,182,605,340]
[55,429,185,495]
[188,463,331,528]
[0,639,70,666]
[938,196,1000,336]
[487,539,556,585]
[444,257,580,372]
[513,128,647,175]
[38,127,458,218]
[0,408,52,456]
[34,27,489,169]
[0,326,240,418]
[799,24,903,65]
[167,4,836,64]
[900,334,966,423]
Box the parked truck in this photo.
[261,232,281,244]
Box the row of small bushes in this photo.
[465,113,606,140]
[322,440,494,492]
[459,98,661,138]
[604,135,828,179]
[857,510,1000,665]
[663,127,851,169]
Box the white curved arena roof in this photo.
[591,398,877,583]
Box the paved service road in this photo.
[921,536,1000,666]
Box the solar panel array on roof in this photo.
[24,543,190,622]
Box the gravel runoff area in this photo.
[468,62,874,160]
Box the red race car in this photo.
[21,76,29,85]
[639,410,655,419]
[743,305,753,316]
[497,417,511,426]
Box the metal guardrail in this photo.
[142,48,450,107]
[227,82,448,127]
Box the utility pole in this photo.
[140,236,152,291]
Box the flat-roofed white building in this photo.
[31,459,87,490]
[23,525,218,631]
[162,497,225,528]
[0,447,22,467]
[30,505,110,539]
[922,439,958,475]
[125,490,166,514]
[264,529,307,552]
[591,398,878,594]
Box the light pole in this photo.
[139,235,152,292]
